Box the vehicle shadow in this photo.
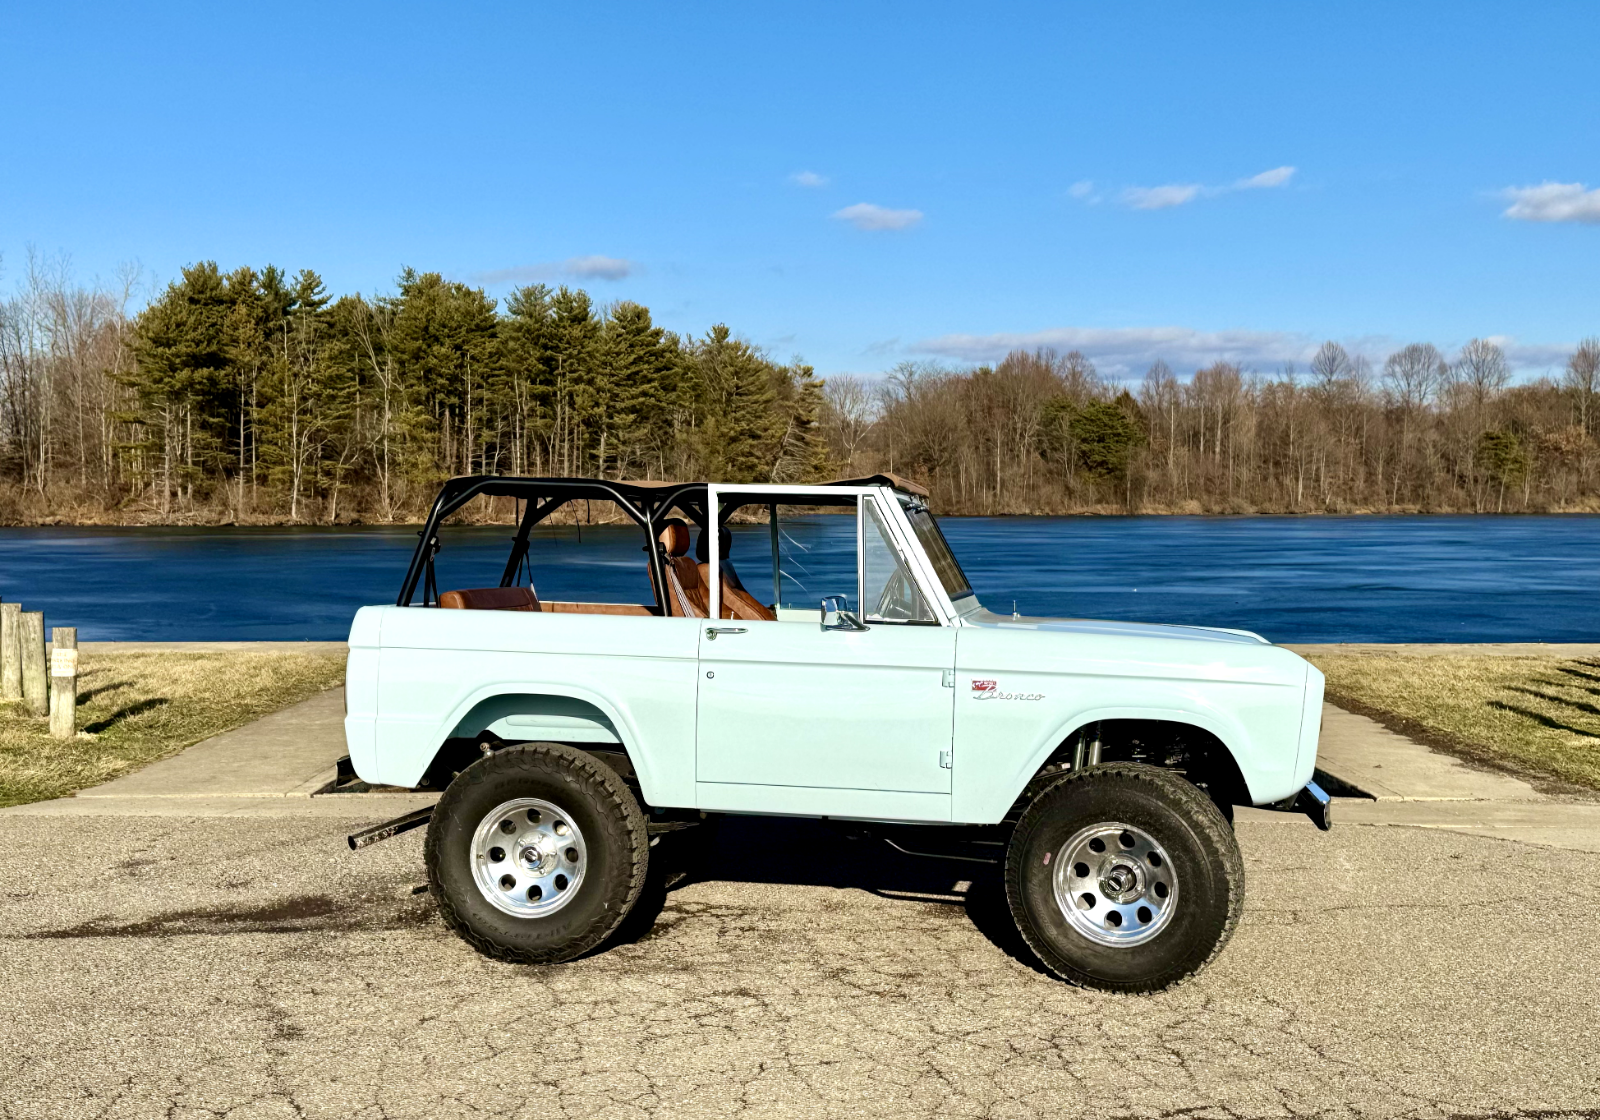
[81,697,170,734]
[75,680,133,704]
[1487,699,1600,738]
[605,814,1049,976]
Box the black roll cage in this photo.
[398,476,705,611]
[397,474,927,613]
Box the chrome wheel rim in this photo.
[470,797,587,918]
[1052,821,1177,947]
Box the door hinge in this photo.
[939,750,952,769]
[941,669,955,688]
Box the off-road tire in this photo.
[1006,762,1244,993]
[425,742,649,963]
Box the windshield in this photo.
[902,501,973,601]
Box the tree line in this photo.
[2,251,1598,522]
[0,253,826,523]
[829,339,1600,514]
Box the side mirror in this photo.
[820,595,869,632]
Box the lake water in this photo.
[2,515,1598,644]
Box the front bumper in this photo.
[1261,779,1333,830]
[1290,780,1332,830]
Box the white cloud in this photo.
[472,255,635,285]
[1483,335,1574,369]
[917,326,1312,373]
[1120,184,1201,210]
[1236,165,1296,189]
[915,325,1572,379]
[791,170,829,188]
[1501,182,1600,224]
[832,202,923,231]
[1113,166,1295,211]
[562,255,634,280]
[1067,180,1096,199]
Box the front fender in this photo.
[952,627,1310,822]
[989,701,1255,823]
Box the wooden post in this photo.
[0,602,19,701]
[20,611,47,716]
[50,627,78,740]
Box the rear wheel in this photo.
[426,743,648,963]
[1006,762,1243,992]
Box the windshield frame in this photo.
[899,497,974,604]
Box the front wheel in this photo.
[425,743,649,963]
[1006,762,1244,993]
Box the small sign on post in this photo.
[49,627,78,740]
[0,602,19,701]
[20,611,47,716]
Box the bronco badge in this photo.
[971,679,1044,701]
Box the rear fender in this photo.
[424,685,655,801]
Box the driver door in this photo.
[694,491,956,822]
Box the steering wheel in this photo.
[873,569,924,620]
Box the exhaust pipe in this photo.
[347,806,434,851]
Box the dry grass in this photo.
[0,650,345,807]
[1305,653,1600,791]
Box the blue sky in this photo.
[3,1,1597,381]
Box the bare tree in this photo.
[1309,341,1351,393]
[1057,349,1101,401]
[1452,338,1511,410]
[821,374,877,469]
[1138,360,1180,481]
[1563,337,1600,436]
[1382,343,1444,410]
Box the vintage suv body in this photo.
[346,473,1328,992]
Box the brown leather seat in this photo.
[695,527,776,622]
[705,571,777,621]
[439,586,540,611]
[652,519,709,618]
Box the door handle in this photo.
[705,627,747,640]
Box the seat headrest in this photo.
[694,527,733,563]
[439,586,539,611]
[658,518,691,557]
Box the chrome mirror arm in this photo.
[820,595,869,632]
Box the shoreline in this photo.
[9,508,1600,529]
[62,642,1600,656]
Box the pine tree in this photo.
[221,266,269,516]
[128,262,234,513]
[499,284,554,475]
[602,301,681,479]
[255,269,337,520]
[769,360,829,482]
[543,288,602,476]
[690,325,780,481]
[386,270,500,478]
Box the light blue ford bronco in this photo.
[345,474,1329,992]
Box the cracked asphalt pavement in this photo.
[2,811,1598,1119]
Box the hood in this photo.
[963,607,1270,646]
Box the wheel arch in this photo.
[1004,708,1257,821]
[421,686,656,802]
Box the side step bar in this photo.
[349,806,702,850]
[348,807,434,851]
